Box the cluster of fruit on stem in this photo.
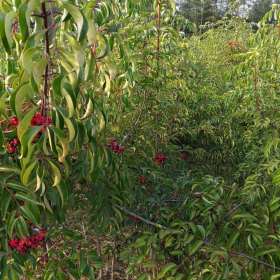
[107,139,125,154]
[5,112,52,154]
[8,228,47,255]
[6,138,20,154]
[138,151,189,185]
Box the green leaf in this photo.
[5,11,16,48]
[17,107,37,139]
[15,193,42,206]
[273,169,280,186]
[61,2,88,42]
[227,232,240,249]
[43,195,53,214]
[19,3,29,42]
[48,160,62,187]
[51,127,69,163]
[19,126,42,159]
[168,0,176,15]
[158,263,177,279]
[81,98,94,120]
[7,211,17,238]
[14,84,34,118]
[20,47,41,75]
[0,12,11,53]
[1,192,11,221]
[0,166,20,174]
[57,109,76,142]
[61,82,75,118]
[96,34,109,60]
[21,161,37,185]
[189,240,204,255]
[20,205,39,225]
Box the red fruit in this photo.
[6,138,20,154]
[31,112,52,126]
[9,116,19,127]
[23,237,32,248]
[116,145,125,154]
[37,229,47,241]
[154,153,167,166]
[31,112,41,125]
[8,239,19,249]
[11,138,20,146]
[6,143,16,154]
[31,112,52,143]
[8,228,47,254]
[139,175,146,185]
[107,139,125,154]
[17,239,28,254]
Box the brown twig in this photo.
[41,2,51,117]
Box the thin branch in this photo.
[41,1,51,117]
[117,205,280,272]
[231,250,280,271]
[115,205,167,229]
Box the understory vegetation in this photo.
[0,0,280,279]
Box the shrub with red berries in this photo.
[8,229,47,255]
[153,152,167,166]
[107,139,125,154]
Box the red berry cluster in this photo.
[31,112,52,127]
[8,229,47,255]
[107,139,125,154]
[31,112,52,141]
[6,138,20,154]
[154,152,167,166]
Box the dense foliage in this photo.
[0,0,280,279]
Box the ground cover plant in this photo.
[1,0,280,279]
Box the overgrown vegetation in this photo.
[0,0,280,279]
